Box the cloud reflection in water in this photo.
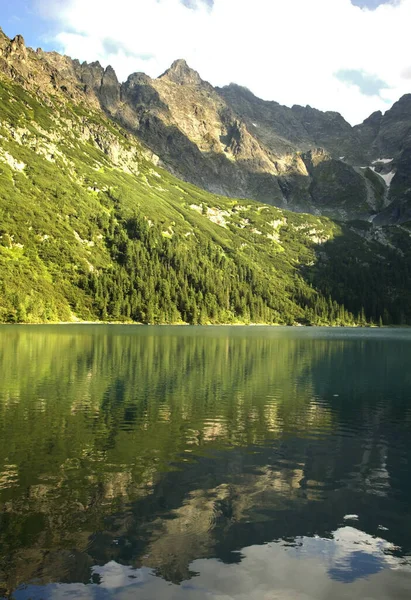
[10,526,411,600]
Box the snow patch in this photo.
[370,167,395,188]
[372,158,393,164]
[380,170,395,187]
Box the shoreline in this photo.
[0,321,405,328]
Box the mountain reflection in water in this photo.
[9,527,411,600]
[0,325,411,599]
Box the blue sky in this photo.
[335,70,390,97]
[0,0,53,50]
[351,0,390,7]
[0,0,409,125]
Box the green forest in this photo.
[1,75,411,326]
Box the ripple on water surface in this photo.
[0,325,411,599]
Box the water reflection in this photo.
[0,326,411,598]
[9,527,411,600]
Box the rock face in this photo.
[355,95,411,160]
[100,65,120,109]
[374,148,411,225]
[78,58,390,219]
[218,83,362,161]
[91,58,411,221]
[2,26,411,330]
[115,60,287,205]
[159,58,203,86]
[0,26,410,223]
[306,153,369,219]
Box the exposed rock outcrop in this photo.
[0,26,410,222]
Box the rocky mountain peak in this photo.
[0,27,409,224]
[363,110,383,125]
[100,65,120,109]
[126,72,152,87]
[11,35,27,60]
[0,31,27,62]
[159,59,203,86]
[387,94,411,118]
[104,64,117,77]
[11,34,25,50]
[222,83,255,98]
[88,60,103,70]
[102,64,119,88]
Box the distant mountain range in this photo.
[1,26,411,325]
[60,54,411,224]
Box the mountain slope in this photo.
[32,47,381,220]
[110,60,287,207]
[10,23,406,224]
[219,83,411,223]
[1,28,411,324]
[0,59,343,325]
[354,95,411,161]
[7,20,403,224]
[105,61,411,221]
[217,83,361,161]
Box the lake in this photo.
[0,325,411,599]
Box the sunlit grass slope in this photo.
[0,76,400,325]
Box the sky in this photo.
[0,0,410,124]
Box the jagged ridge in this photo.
[0,27,411,325]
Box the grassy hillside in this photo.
[0,74,410,325]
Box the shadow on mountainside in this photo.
[116,108,287,206]
[299,220,411,325]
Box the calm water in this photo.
[0,325,411,599]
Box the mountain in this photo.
[92,59,380,219]
[1,27,411,325]
[5,25,410,223]
[353,97,411,225]
[60,55,410,222]
[219,87,411,224]
[354,95,411,160]
[217,83,359,159]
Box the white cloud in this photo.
[34,0,411,124]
